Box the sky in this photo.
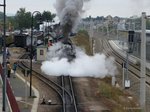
[0,0,150,18]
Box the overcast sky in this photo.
[1,0,150,17]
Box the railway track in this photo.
[17,53,78,112]
[101,38,150,111]
[102,39,150,86]
[61,75,78,112]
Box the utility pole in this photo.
[106,22,109,38]
[140,12,146,111]
[90,20,94,54]
[90,20,94,38]
[122,63,125,88]
[0,0,6,111]
[123,31,135,89]
[125,51,129,86]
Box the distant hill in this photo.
[7,13,15,16]
[0,11,15,21]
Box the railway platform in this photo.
[9,72,39,112]
[0,55,39,112]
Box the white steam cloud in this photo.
[41,0,117,77]
[41,43,117,78]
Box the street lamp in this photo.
[0,0,7,111]
[30,11,42,96]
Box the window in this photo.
[40,49,44,55]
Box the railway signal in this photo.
[128,30,135,53]
[128,31,135,43]
[122,62,131,89]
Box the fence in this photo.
[0,64,20,112]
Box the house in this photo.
[36,45,47,61]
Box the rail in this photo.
[17,53,78,112]
[0,64,20,112]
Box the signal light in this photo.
[128,31,135,43]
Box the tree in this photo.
[32,11,56,30]
[42,11,56,22]
[6,9,56,31]
[15,8,31,30]
[7,16,17,31]
[34,13,43,30]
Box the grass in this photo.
[98,80,123,100]
[73,30,141,112]
[97,79,141,112]
[71,30,93,55]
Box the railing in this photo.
[0,64,20,112]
